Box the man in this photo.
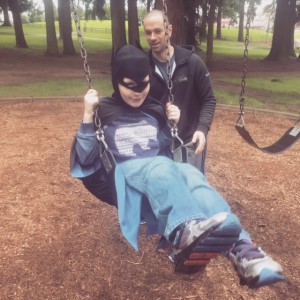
[143,10,216,174]
[142,11,284,288]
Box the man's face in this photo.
[143,14,172,57]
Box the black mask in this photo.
[111,45,151,96]
[118,79,150,93]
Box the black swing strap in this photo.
[235,5,300,154]
[236,117,300,154]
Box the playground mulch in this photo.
[0,51,299,299]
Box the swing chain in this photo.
[70,0,93,90]
[162,0,182,145]
[162,0,174,104]
[237,4,252,126]
[70,0,103,133]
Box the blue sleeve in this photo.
[70,122,101,178]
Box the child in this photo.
[71,45,284,288]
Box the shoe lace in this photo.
[232,240,265,261]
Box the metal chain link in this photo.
[162,0,174,104]
[162,0,181,142]
[70,0,103,137]
[237,4,251,126]
[70,0,93,89]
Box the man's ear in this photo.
[168,24,173,38]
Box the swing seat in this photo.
[235,123,300,154]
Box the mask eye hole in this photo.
[126,83,137,89]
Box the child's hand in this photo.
[166,103,180,124]
[83,89,99,123]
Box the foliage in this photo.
[82,0,106,20]
[26,0,44,23]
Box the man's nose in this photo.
[150,33,156,40]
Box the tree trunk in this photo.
[206,0,217,66]
[110,0,126,51]
[128,0,140,46]
[265,0,291,61]
[2,0,12,26]
[166,0,186,45]
[84,2,89,20]
[216,4,222,40]
[154,0,163,10]
[199,2,208,43]
[8,0,28,48]
[59,0,76,55]
[57,0,63,39]
[287,0,297,57]
[237,0,245,42]
[146,0,152,12]
[43,0,59,56]
[186,0,197,46]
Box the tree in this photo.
[110,0,126,51]
[263,0,276,34]
[43,0,59,56]
[58,0,76,55]
[0,0,12,26]
[82,0,105,20]
[128,0,140,45]
[8,0,28,48]
[186,0,198,45]
[265,0,300,61]
[83,0,93,20]
[165,0,186,45]
[147,0,153,12]
[237,0,245,42]
[206,0,217,65]
[92,0,105,20]
[198,1,208,43]
[216,0,223,39]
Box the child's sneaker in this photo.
[228,239,284,288]
[171,212,227,273]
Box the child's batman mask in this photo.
[111,45,151,95]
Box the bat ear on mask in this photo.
[110,45,118,68]
[111,44,151,95]
[135,40,145,52]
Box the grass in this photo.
[214,76,300,113]
[221,76,300,96]
[0,77,112,98]
[0,21,299,114]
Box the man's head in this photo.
[143,10,172,58]
[112,44,151,107]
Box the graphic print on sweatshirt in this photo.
[104,112,160,161]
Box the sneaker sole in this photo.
[172,212,228,274]
[174,213,242,274]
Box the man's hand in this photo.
[83,89,99,123]
[191,131,206,155]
